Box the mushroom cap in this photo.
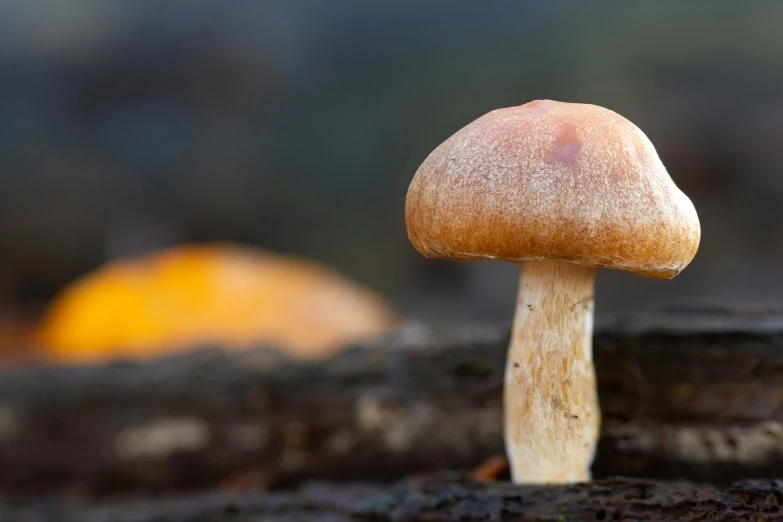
[405,100,700,278]
[36,244,397,363]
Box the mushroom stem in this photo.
[504,259,600,484]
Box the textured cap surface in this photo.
[405,100,700,277]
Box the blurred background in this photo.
[0,0,780,329]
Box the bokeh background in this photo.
[1,1,781,324]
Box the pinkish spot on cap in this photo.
[548,123,582,164]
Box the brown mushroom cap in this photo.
[405,100,700,278]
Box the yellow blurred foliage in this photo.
[35,244,398,363]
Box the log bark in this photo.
[3,476,783,521]
[1,305,782,497]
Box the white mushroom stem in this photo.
[504,259,600,484]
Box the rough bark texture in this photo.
[0,305,782,498]
[3,476,783,521]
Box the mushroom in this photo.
[36,244,397,363]
[405,100,700,484]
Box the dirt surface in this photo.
[2,475,783,521]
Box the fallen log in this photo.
[0,305,782,497]
[3,475,783,521]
